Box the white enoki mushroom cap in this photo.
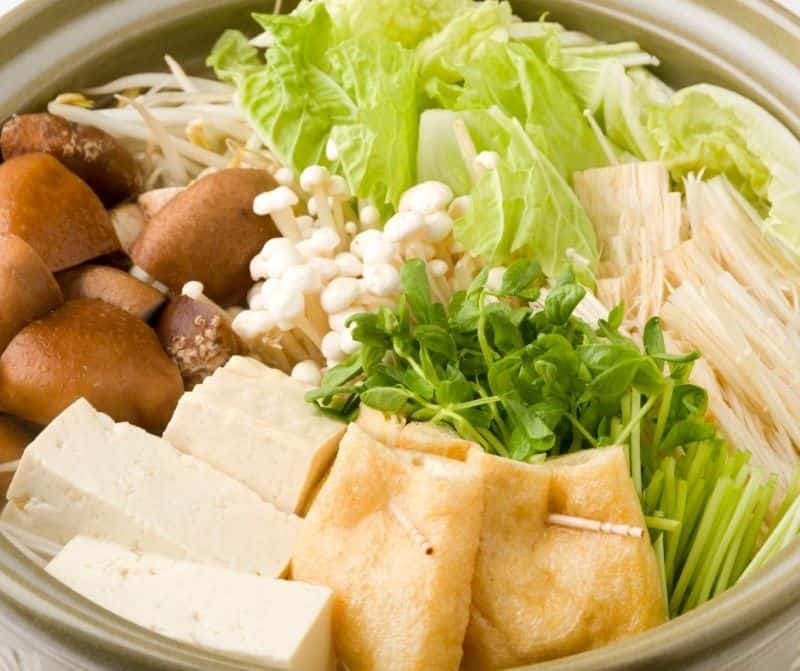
[309,228,341,257]
[404,241,435,261]
[448,195,472,220]
[487,266,507,292]
[384,211,426,243]
[429,259,449,277]
[181,280,205,300]
[325,137,339,162]
[344,221,358,236]
[291,360,323,386]
[267,283,305,329]
[399,181,454,215]
[424,212,453,243]
[300,165,331,192]
[253,186,299,215]
[450,239,466,254]
[329,175,349,198]
[335,252,363,278]
[247,281,265,308]
[351,229,382,258]
[274,167,295,186]
[308,256,339,282]
[321,330,345,363]
[321,277,362,314]
[263,246,302,279]
[283,264,322,294]
[328,306,363,332]
[359,205,381,229]
[232,309,274,340]
[296,215,314,232]
[362,263,401,297]
[361,237,398,265]
[474,151,501,172]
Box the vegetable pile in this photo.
[210,0,800,286]
[308,259,800,615]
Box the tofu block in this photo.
[4,399,300,577]
[292,424,484,671]
[462,447,666,669]
[165,389,343,514]
[165,357,344,513]
[47,536,333,671]
[356,406,474,461]
[196,356,344,445]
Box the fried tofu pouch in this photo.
[292,424,484,671]
[357,406,474,461]
[462,447,667,669]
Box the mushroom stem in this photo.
[278,329,310,363]
[426,268,449,305]
[272,209,302,242]
[313,189,348,250]
[360,294,397,309]
[295,314,325,350]
[292,328,325,366]
[262,341,292,373]
[546,513,644,539]
[331,198,348,251]
[305,293,330,336]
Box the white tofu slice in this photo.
[4,399,300,577]
[47,536,333,671]
[192,357,344,445]
[165,393,341,514]
[164,357,345,514]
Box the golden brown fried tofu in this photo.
[292,424,484,671]
[462,447,666,669]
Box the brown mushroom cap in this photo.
[0,113,143,207]
[57,264,166,321]
[131,169,279,306]
[156,295,240,388]
[0,233,63,352]
[0,299,183,434]
[0,153,120,272]
[0,414,36,494]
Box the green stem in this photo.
[567,414,599,448]
[477,291,497,367]
[615,394,658,448]
[645,516,681,533]
[652,378,674,453]
[630,392,643,496]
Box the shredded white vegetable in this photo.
[48,55,265,188]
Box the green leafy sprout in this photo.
[307,258,800,617]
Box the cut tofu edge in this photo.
[46,536,333,671]
[193,361,344,446]
[5,398,301,577]
[165,393,342,514]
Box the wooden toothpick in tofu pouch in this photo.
[353,409,665,669]
[463,447,666,670]
[291,424,484,671]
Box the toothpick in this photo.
[389,501,434,555]
[547,513,644,539]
